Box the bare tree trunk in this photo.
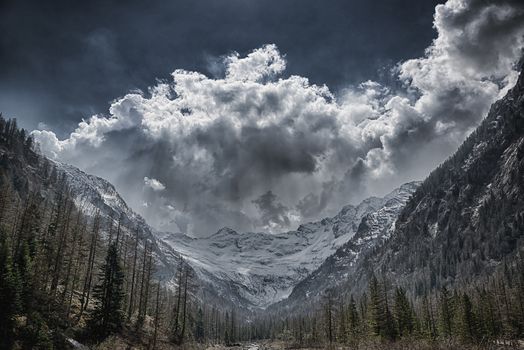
[78,211,100,321]
[115,213,122,249]
[60,211,82,304]
[142,247,153,320]
[127,227,139,321]
[137,240,149,326]
[180,267,189,343]
[50,199,73,297]
[172,262,183,342]
[107,212,114,244]
[67,231,83,318]
[151,281,161,350]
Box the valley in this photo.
[1,0,524,348]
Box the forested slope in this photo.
[254,68,524,350]
[363,67,524,296]
[0,117,241,348]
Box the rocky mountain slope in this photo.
[52,162,240,307]
[42,159,420,310]
[272,182,419,311]
[362,68,524,296]
[159,182,419,309]
[277,68,524,309]
[54,163,175,271]
[9,66,521,315]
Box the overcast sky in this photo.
[1,0,441,135]
[2,0,524,236]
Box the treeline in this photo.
[0,115,231,348]
[257,262,524,348]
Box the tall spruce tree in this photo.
[368,274,397,340]
[394,287,414,337]
[438,287,454,338]
[368,275,383,337]
[195,307,205,343]
[457,292,477,343]
[347,295,360,342]
[88,242,125,338]
[0,235,20,347]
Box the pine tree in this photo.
[477,287,500,340]
[88,242,125,339]
[323,291,335,345]
[15,240,33,312]
[394,286,414,337]
[381,278,397,341]
[347,295,360,342]
[195,307,205,343]
[151,280,162,350]
[78,211,100,321]
[421,293,437,339]
[368,274,397,340]
[337,301,347,344]
[368,275,383,337]
[457,292,477,343]
[224,311,231,345]
[0,235,21,347]
[438,286,454,338]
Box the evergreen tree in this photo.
[457,292,477,343]
[337,301,347,344]
[0,235,21,347]
[195,307,205,343]
[368,275,397,340]
[421,293,437,339]
[15,240,33,311]
[88,242,125,339]
[394,286,414,337]
[347,295,360,342]
[382,279,398,341]
[476,287,500,340]
[224,311,230,345]
[368,274,383,337]
[438,286,454,338]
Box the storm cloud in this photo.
[33,0,524,236]
[252,191,291,231]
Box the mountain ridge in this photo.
[275,66,524,311]
[159,181,420,309]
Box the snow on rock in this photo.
[159,182,420,309]
[271,181,420,310]
[53,159,419,310]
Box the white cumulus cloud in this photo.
[144,177,166,191]
[33,0,524,236]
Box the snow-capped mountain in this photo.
[273,182,419,311]
[355,63,524,298]
[158,182,419,309]
[279,67,524,312]
[52,159,419,311]
[53,162,182,278]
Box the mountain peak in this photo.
[210,226,239,238]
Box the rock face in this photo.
[52,162,186,282]
[272,182,419,311]
[279,68,524,310]
[53,160,419,310]
[363,69,524,296]
[9,67,522,314]
[159,182,419,309]
[274,69,524,312]
[52,162,245,308]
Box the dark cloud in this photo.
[25,0,524,236]
[1,0,442,134]
[252,191,291,230]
